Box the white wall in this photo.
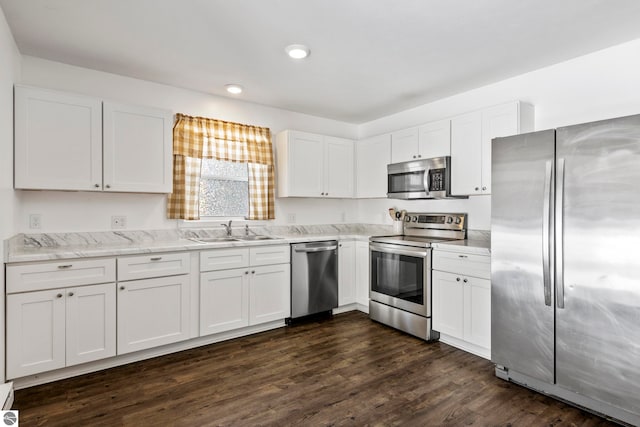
[17,56,359,232]
[357,38,640,230]
[0,4,21,384]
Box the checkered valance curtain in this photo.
[167,113,275,220]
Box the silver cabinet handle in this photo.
[150,257,162,261]
[457,255,467,258]
[542,159,553,307]
[120,286,125,291]
[56,293,63,298]
[68,292,74,297]
[556,158,566,309]
[58,264,73,269]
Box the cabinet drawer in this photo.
[432,250,490,279]
[200,248,249,272]
[249,245,290,266]
[117,252,190,281]
[7,258,116,293]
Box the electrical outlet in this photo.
[29,214,42,229]
[287,213,296,224]
[111,215,127,229]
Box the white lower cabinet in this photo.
[249,264,291,324]
[432,249,491,358]
[355,241,370,310]
[117,275,190,355]
[200,269,250,335]
[7,282,116,379]
[200,245,290,337]
[338,240,356,306]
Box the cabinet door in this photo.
[288,131,325,197]
[338,240,356,306]
[103,102,173,193]
[14,86,102,191]
[65,283,116,366]
[450,112,482,195]
[480,103,519,195]
[249,264,290,325]
[355,241,370,308]
[200,269,249,335]
[464,277,491,349]
[325,136,354,198]
[431,271,464,339]
[6,289,66,378]
[355,134,391,198]
[390,127,419,163]
[117,275,190,354]
[419,119,451,159]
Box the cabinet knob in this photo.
[417,155,422,158]
[105,184,111,189]
[251,270,256,274]
[94,184,100,188]
[120,286,125,290]
[321,192,324,195]
[325,193,328,196]
[463,278,468,283]
[456,277,461,282]
[245,271,249,275]
[56,293,63,298]
[413,155,417,159]
[68,292,74,297]
[482,186,487,191]
[475,187,479,191]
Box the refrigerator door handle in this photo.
[556,157,566,309]
[542,160,553,306]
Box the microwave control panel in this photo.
[428,168,445,191]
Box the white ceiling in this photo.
[3,0,640,124]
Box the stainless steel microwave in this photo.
[387,156,466,200]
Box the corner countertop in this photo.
[4,224,393,264]
[431,230,491,256]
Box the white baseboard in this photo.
[438,333,490,360]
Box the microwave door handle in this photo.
[422,167,431,196]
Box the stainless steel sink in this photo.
[189,237,239,243]
[236,235,281,241]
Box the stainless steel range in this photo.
[369,212,467,341]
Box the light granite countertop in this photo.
[5,225,491,263]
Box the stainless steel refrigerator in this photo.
[491,114,640,426]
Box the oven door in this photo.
[369,242,431,316]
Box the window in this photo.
[199,159,248,217]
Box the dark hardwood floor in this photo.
[15,311,617,426]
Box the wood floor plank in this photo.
[14,311,618,426]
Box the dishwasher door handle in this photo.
[294,246,337,253]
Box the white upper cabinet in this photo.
[14,85,103,191]
[14,85,173,193]
[391,119,451,163]
[355,134,391,198]
[390,127,419,163]
[418,119,451,159]
[103,102,173,193]
[451,101,534,196]
[276,130,354,198]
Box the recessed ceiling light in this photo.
[225,84,243,94]
[285,44,310,59]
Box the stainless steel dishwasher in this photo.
[289,240,338,322]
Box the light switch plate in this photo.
[29,214,42,229]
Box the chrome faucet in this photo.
[222,220,232,236]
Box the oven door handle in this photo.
[370,243,429,258]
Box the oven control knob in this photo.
[446,216,453,224]
[404,216,411,222]
[455,217,462,225]
[412,216,418,222]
